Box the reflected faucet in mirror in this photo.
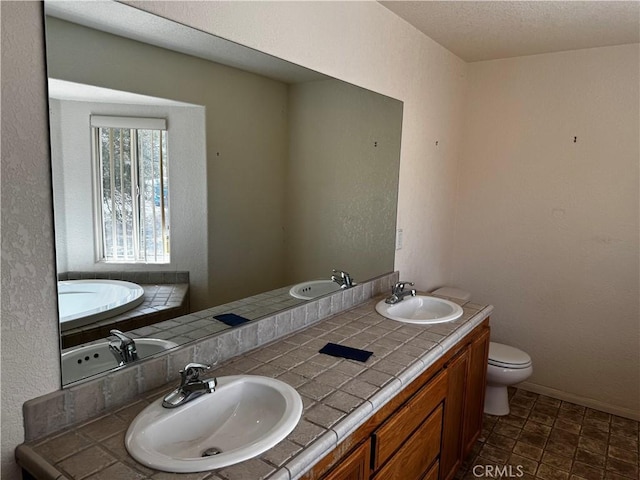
[331,269,356,289]
[108,329,139,366]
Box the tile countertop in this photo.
[17,294,493,480]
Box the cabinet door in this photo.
[322,439,371,480]
[423,461,440,480]
[373,405,443,480]
[373,370,447,470]
[462,327,490,457]
[440,349,469,480]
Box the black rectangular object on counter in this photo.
[319,342,373,362]
[214,313,250,326]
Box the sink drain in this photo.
[202,447,223,457]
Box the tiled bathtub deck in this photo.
[459,389,639,480]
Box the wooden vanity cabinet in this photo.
[322,439,371,480]
[323,383,444,480]
[440,348,470,480]
[372,369,447,471]
[316,320,490,480]
[462,327,490,455]
[373,404,443,480]
[440,325,490,480]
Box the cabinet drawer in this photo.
[373,404,443,480]
[373,369,447,469]
[423,460,439,480]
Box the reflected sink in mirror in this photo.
[375,295,463,324]
[61,338,178,384]
[289,279,342,300]
[125,375,303,473]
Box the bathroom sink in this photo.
[61,338,178,384]
[125,375,303,473]
[289,279,342,300]
[375,295,463,324]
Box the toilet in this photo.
[485,342,532,415]
[431,287,533,416]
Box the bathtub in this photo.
[58,280,145,331]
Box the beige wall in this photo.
[126,1,469,290]
[452,44,640,417]
[46,17,289,309]
[286,79,402,283]
[1,1,467,477]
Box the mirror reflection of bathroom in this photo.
[44,2,402,385]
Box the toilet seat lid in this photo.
[488,342,531,368]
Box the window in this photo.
[91,115,170,263]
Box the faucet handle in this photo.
[180,363,211,385]
[110,329,133,343]
[332,269,355,288]
[392,281,414,294]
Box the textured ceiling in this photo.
[380,1,640,62]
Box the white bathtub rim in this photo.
[58,279,145,330]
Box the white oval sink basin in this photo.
[289,279,342,300]
[375,295,463,324]
[61,338,178,384]
[125,375,303,473]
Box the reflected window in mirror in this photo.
[91,115,170,264]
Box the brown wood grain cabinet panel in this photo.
[423,460,440,480]
[322,439,371,480]
[440,349,469,480]
[373,369,447,470]
[462,327,490,457]
[373,405,443,480]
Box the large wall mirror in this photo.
[44,0,403,386]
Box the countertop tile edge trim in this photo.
[15,445,65,480]
[329,401,375,441]
[286,430,338,480]
[367,378,403,410]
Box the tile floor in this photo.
[457,389,639,480]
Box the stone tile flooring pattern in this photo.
[457,389,639,480]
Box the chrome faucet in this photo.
[385,281,417,304]
[108,329,139,366]
[331,269,355,289]
[162,363,217,409]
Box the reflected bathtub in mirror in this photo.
[58,280,144,330]
[58,272,190,350]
